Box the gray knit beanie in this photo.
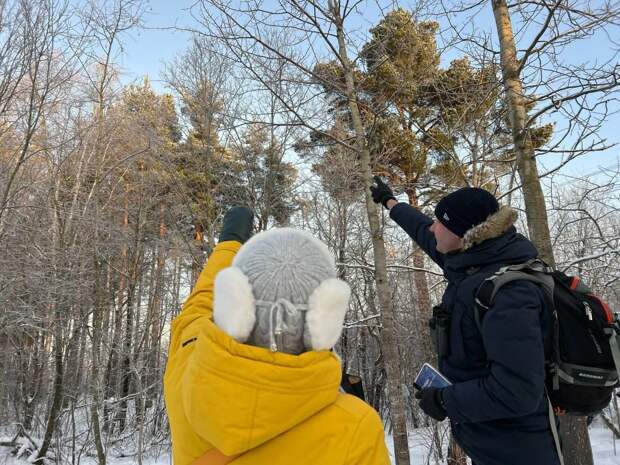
[232,228,336,354]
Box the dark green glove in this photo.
[219,207,254,244]
[370,176,396,208]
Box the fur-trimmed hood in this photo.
[443,205,538,280]
[462,206,518,251]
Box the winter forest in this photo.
[0,0,619,464]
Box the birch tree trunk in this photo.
[331,3,411,464]
[491,1,593,464]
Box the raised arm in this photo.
[167,207,253,358]
[370,177,445,268]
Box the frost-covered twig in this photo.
[337,262,444,277]
[559,248,620,272]
[601,412,620,439]
[344,314,381,328]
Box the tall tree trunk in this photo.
[559,416,594,465]
[117,230,142,432]
[191,223,205,286]
[147,201,166,405]
[36,188,66,462]
[405,189,434,364]
[491,0,554,265]
[62,317,82,409]
[331,4,411,464]
[35,312,64,462]
[171,257,182,319]
[22,333,43,432]
[491,2,592,464]
[92,255,106,465]
[407,190,464,462]
[36,298,62,458]
[104,190,130,433]
[118,174,146,431]
[336,200,349,367]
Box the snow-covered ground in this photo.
[588,419,619,465]
[1,420,617,464]
[383,418,619,465]
[386,418,620,465]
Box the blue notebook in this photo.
[414,363,451,390]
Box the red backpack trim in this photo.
[587,294,614,323]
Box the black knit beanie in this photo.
[434,187,499,238]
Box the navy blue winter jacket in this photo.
[390,202,560,465]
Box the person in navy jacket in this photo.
[370,177,561,465]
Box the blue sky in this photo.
[118,1,195,91]
[119,0,618,179]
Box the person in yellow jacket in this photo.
[164,207,391,465]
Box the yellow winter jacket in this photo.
[164,240,391,465]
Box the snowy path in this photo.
[1,421,617,464]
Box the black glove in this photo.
[219,207,254,244]
[415,388,447,421]
[370,176,396,208]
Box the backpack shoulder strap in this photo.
[604,318,620,380]
[474,260,555,331]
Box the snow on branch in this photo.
[559,248,620,272]
[337,262,444,277]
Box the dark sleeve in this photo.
[389,202,445,268]
[442,281,546,423]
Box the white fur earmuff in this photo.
[304,278,351,351]
[214,267,350,352]
[213,267,256,342]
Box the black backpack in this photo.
[340,372,366,401]
[475,259,620,416]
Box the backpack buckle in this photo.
[553,405,566,416]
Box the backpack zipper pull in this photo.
[584,303,593,321]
